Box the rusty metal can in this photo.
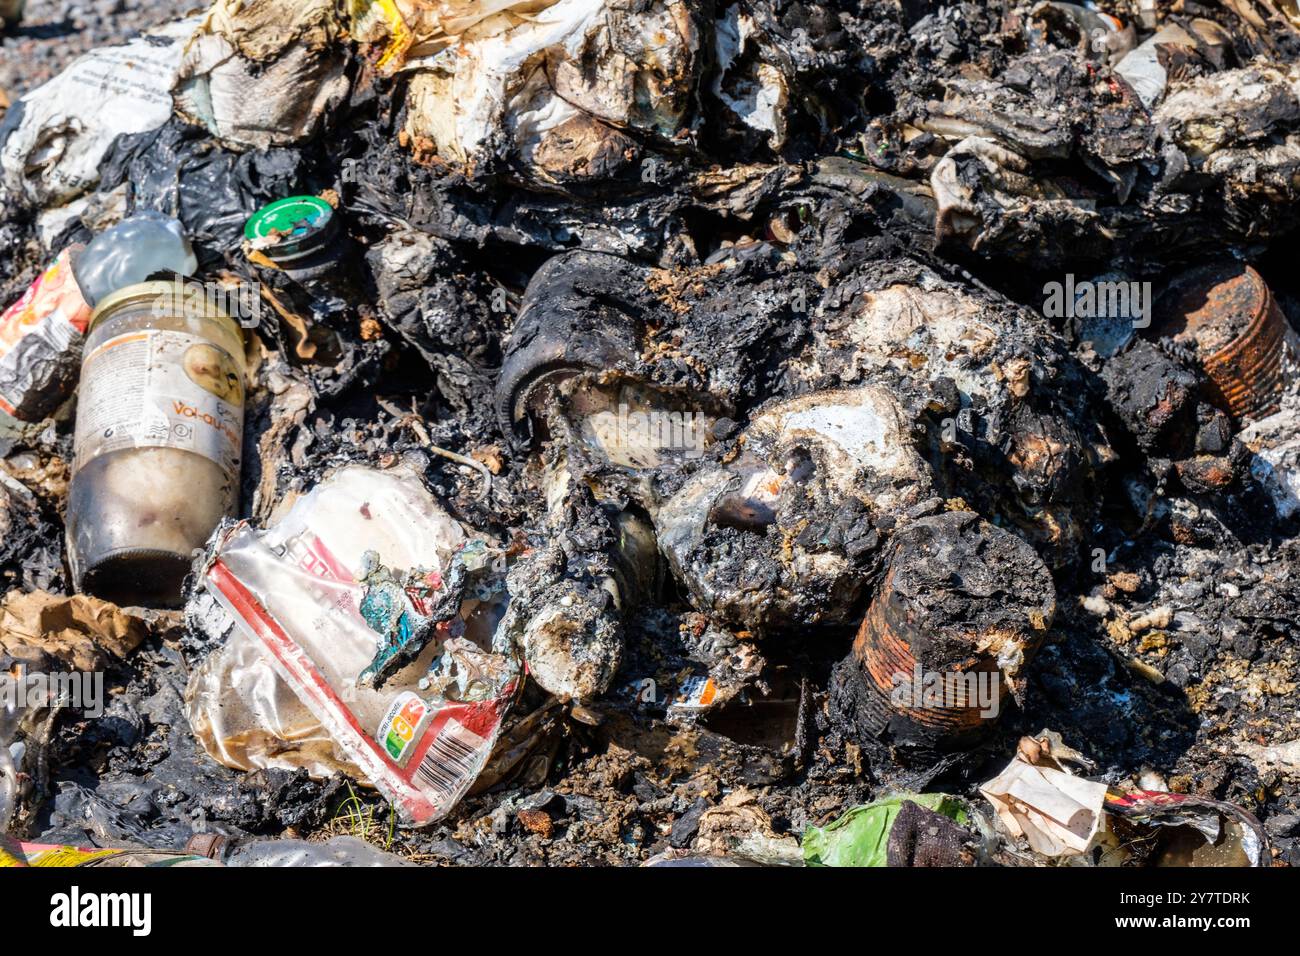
[1155,262,1295,424]
[843,511,1056,754]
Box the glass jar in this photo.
[66,281,245,607]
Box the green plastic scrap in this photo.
[802,793,968,867]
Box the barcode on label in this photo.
[415,719,486,799]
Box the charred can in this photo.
[1155,262,1295,424]
[66,281,245,607]
[842,511,1055,756]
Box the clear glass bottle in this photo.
[66,281,245,607]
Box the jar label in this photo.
[74,329,243,475]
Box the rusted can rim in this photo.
[853,575,1019,734]
[1158,264,1289,423]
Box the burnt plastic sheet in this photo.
[98,119,312,267]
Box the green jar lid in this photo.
[243,195,338,263]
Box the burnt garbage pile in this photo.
[1,0,1300,867]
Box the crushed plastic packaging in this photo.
[191,464,519,824]
[1103,789,1270,868]
[0,833,409,867]
[185,615,369,782]
[0,18,199,212]
[0,248,90,423]
[0,834,220,867]
[0,212,197,425]
[224,835,412,867]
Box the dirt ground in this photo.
[0,0,199,97]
